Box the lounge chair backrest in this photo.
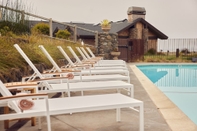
[86,47,96,58]
[57,46,75,67]
[76,47,87,60]
[14,44,44,80]
[0,80,21,113]
[38,45,62,73]
[80,47,91,59]
[67,46,82,64]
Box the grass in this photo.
[143,54,196,63]
[0,34,82,74]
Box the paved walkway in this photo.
[0,63,172,131]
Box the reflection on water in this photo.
[139,68,168,83]
[138,65,197,88]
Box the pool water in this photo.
[137,64,197,125]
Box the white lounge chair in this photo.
[86,46,103,59]
[80,46,125,64]
[67,46,127,67]
[0,80,144,131]
[58,46,127,70]
[86,46,125,64]
[39,45,129,76]
[14,44,133,97]
[36,78,134,98]
[14,44,130,83]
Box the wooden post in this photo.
[4,107,9,129]
[30,88,36,126]
[74,25,77,42]
[49,18,53,37]
[0,8,2,20]
[21,10,25,24]
[95,31,98,55]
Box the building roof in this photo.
[72,18,168,39]
[28,18,168,39]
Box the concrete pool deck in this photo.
[0,63,196,131]
[130,63,197,131]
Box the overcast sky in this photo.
[22,0,197,38]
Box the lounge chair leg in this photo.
[46,116,51,131]
[131,88,134,98]
[127,77,130,83]
[38,117,41,130]
[116,108,121,122]
[4,107,9,129]
[61,92,64,97]
[127,88,130,96]
[139,104,144,131]
[81,91,84,96]
[117,88,120,93]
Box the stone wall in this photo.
[0,59,71,83]
[142,28,148,53]
[98,32,118,59]
[0,63,49,83]
[129,28,137,39]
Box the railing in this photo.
[145,38,197,62]
[158,38,197,52]
[0,5,99,53]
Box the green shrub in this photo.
[31,23,49,35]
[166,56,176,60]
[0,26,10,36]
[0,26,16,37]
[0,21,30,35]
[146,48,157,55]
[55,29,71,40]
[181,48,190,54]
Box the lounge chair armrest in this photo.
[30,76,69,82]
[71,64,93,68]
[6,85,38,91]
[82,61,96,64]
[4,83,38,93]
[61,68,81,72]
[4,82,37,87]
[90,57,100,60]
[0,93,48,102]
[42,72,63,76]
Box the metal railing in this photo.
[158,38,197,53]
[0,5,99,53]
[145,38,197,62]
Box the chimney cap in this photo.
[127,6,146,15]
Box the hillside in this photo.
[0,34,82,82]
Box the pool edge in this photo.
[130,64,197,131]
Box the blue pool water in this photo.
[137,64,197,125]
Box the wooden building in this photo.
[29,6,168,62]
[70,6,168,61]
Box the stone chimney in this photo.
[127,6,146,22]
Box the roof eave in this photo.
[117,18,168,39]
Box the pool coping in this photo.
[130,63,197,131]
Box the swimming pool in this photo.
[137,64,197,125]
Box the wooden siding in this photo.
[118,38,129,61]
[147,39,157,51]
[118,46,128,61]
[148,30,156,37]
[118,38,128,46]
[129,39,144,61]
[118,38,144,62]
[118,29,129,37]
[136,22,143,39]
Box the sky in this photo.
[14,0,197,38]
